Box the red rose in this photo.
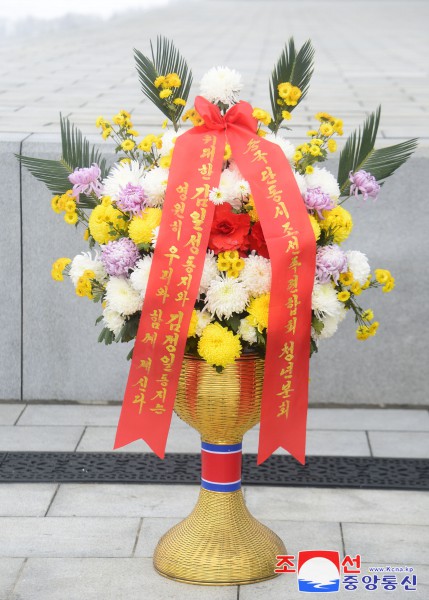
[249,221,269,258]
[208,203,251,254]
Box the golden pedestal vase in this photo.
[153,353,286,586]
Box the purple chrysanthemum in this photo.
[316,244,348,284]
[116,183,146,214]
[101,238,140,277]
[68,163,103,198]
[349,169,380,201]
[304,186,334,218]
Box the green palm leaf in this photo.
[17,115,107,208]
[134,36,193,126]
[269,38,315,132]
[338,107,417,195]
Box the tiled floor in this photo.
[0,403,428,598]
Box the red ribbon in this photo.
[114,96,316,465]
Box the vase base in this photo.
[153,488,286,586]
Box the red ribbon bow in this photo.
[114,96,316,465]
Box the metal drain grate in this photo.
[0,453,428,490]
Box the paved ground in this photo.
[0,0,427,142]
[0,403,428,599]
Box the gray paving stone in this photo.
[0,139,23,401]
[0,484,57,517]
[17,404,121,426]
[0,558,24,600]
[368,431,429,458]
[307,409,429,431]
[76,424,201,453]
[134,517,181,558]
[243,487,429,525]
[49,484,199,518]
[0,517,139,558]
[0,404,24,425]
[11,557,237,600]
[243,428,370,456]
[0,425,83,451]
[342,523,429,564]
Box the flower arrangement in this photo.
[20,37,416,370]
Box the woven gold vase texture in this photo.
[153,354,286,586]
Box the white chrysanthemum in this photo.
[209,187,227,205]
[129,255,153,298]
[205,275,249,319]
[238,319,258,344]
[346,250,371,285]
[195,310,213,336]
[240,254,271,296]
[105,276,142,316]
[312,281,344,318]
[293,170,307,197]
[69,251,107,286]
[199,251,218,296]
[143,167,169,207]
[160,129,183,157]
[305,167,340,201]
[151,226,159,248]
[102,160,145,201]
[102,308,125,337]
[265,133,295,163]
[313,309,347,341]
[219,167,248,209]
[200,66,243,105]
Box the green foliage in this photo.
[338,107,417,195]
[16,115,107,208]
[116,313,141,344]
[269,38,314,132]
[134,36,192,125]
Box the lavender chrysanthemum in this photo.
[116,183,146,214]
[304,186,334,218]
[101,238,140,277]
[349,169,380,201]
[316,244,348,284]
[68,163,103,198]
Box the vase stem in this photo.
[201,440,242,493]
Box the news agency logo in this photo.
[297,550,340,592]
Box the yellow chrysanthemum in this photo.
[246,293,270,332]
[382,277,395,293]
[337,290,350,302]
[159,88,172,99]
[320,123,334,137]
[350,280,362,296]
[121,139,135,152]
[173,97,186,106]
[315,112,334,122]
[369,321,379,336]
[362,309,374,321]
[252,108,272,126]
[164,73,181,88]
[127,129,139,137]
[245,194,259,222]
[308,214,321,241]
[282,110,292,120]
[361,275,372,290]
[64,211,78,225]
[83,228,90,241]
[51,195,62,214]
[197,323,242,368]
[309,145,322,157]
[64,198,76,213]
[339,271,354,286]
[375,269,390,284]
[333,118,344,135]
[159,154,172,169]
[319,206,353,244]
[102,127,112,140]
[128,208,162,245]
[154,76,165,88]
[356,325,370,340]
[188,309,198,337]
[224,143,232,161]
[305,165,314,175]
[101,196,112,207]
[88,204,126,244]
[327,139,337,153]
[293,151,303,162]
[51,257,71,281]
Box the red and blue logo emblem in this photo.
[297,550,340,592]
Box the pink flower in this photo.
[68,163,103,199]
[349,170,380,201]
[316,244,348,284]
[304,187,334,218]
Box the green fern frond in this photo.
[269,38,315,132]
[338,107,417,195]
[134,36,193,126]
[17,115,107,207]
